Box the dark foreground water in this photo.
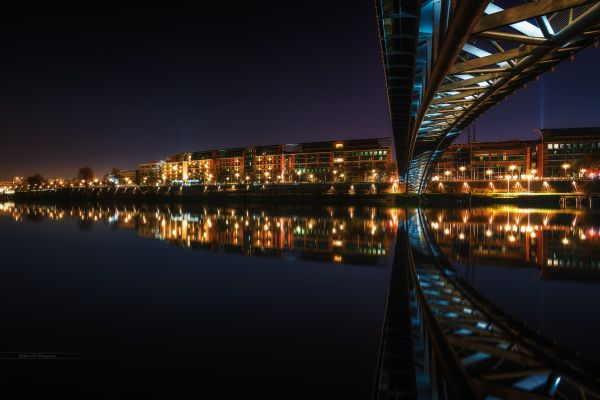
[0,202,395,398]
[1,202,600,398]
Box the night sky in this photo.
[1,1,600,180]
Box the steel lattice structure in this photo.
[375,0,600,193]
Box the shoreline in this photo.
[3,185,599,208]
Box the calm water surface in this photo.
[1,202,600,397]
[0,202,395,398]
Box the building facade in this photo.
[431,140,538,181]
[536,127,600,178]
[430,127,600,185]
[137,137,394,185]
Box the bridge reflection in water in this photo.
[377,207,600,400]
[2,202,600,399]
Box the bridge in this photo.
[374,0,600,193]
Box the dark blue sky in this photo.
[1,1,599,179]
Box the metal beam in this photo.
[474,0,596,33]
[474,30,548,45]
[447,45,536,75]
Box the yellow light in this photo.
[485,230,492,237]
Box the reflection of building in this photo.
[429,127,600,185]
[425,208,600,280]
[1,203,399,266]
[137,138,394,185]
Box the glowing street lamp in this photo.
[562,163,570,178]
[444,170,451,180]
[459,165,466,180]
[506,175,511,193]
[486,169,493,180]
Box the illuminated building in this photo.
[430,127,600,187]
[536,127,600,178]
[432,140,538,181]
[137,138,393,185]
[215,148,246,183]
[137,161,163,184]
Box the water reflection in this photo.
[0,201,396,398]
[419,206,600,374]
[423,207,600,279]
[0,202,399,266]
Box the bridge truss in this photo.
[375,0,600,193]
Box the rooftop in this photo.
[536,127,600,141]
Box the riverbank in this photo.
[3,184,599,208]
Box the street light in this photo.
[506,175,511,193]
[486,169,493,180]
[444,170,451,180]
[459,166,466,180]
[562,163,570,178]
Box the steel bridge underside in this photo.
[375,0,600,194]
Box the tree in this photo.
[78,167,95,181]
[26,173,45,186]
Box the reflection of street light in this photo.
[526,174,532,193]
